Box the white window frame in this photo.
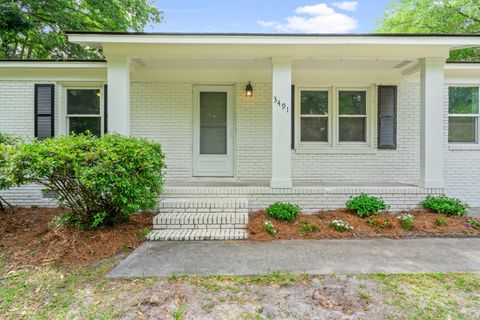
[336,88,370,145]
[296,86,372,148]
[64,87,104,136]
[448,85,479,144]
[297,88,332,145]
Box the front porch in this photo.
[162,180,443,212]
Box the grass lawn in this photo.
[1,254,479,319]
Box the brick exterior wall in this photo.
[1,78,479,207]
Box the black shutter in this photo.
[104,84,108,134]
[34,84,54,140]
[291,85,295,150]
[377,85,397,149]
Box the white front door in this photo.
[193,86,234,177]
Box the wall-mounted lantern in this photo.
[245,81,254,98]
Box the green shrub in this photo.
[0,132,22,211]
[265,202,300,222]
[346,193,389,218]
[399,213,414,230]
[435,217,448,227]
[10,133,165,230]
[421,195,468,217]
[263,220,277,236]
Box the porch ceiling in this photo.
[131,57,415,72]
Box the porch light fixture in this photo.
[245,81,253,98]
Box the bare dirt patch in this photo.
[248,209,477,241]
[0,207,153,269]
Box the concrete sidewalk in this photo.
[109,238,480,277]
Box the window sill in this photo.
[294,147,377,155]
[448,144,480,151]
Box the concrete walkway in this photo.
[109,238,480,277]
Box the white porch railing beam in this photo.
[271,57,292,188]
[419,57,445,189]
[107,55,131,135]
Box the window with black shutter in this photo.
[34,84,55,140]
[104,84,108,134]
[377,85,397,149]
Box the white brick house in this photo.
[1,33,480,212]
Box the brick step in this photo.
[158,198,248,213]
[146,229,248,241]
[153,212,247,229]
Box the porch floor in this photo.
[165,180,417,188]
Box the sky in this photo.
[148,1,392,33]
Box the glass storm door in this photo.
[193,86,234,177]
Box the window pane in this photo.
[67,89,100,115]
[339,91,366,115]
[200,92,227,155]
[69,117,101,137]
[449,87,479,114]
[301,91,328,115]
[449,117,477,143]
[339,117,366,142]
[301,117,328,142]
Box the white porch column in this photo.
[271,57,292,188]
[107,55,131,135]
[419,57,446,188]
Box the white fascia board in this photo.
[0,62,107,69]
[67,34,480,48]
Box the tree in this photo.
[377,0,480,61]
[0,0,162,60]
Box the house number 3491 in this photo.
[273,96,289,113]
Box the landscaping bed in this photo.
[0,207,153,269]
[248,209,479,241]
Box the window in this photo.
[448,87,479,143]
[338,90,367,142]
[66,88,102,137]
[300,90,329,142]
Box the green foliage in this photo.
[0,133,22,211]
[299,220,317,236]
[376,0,480,61]
[346,193,389,218]
[330,219,353,232]
[0,1,162,59]
[421,195,468,217]
[435,217,449,227]
[265,202,300,222]
[399,213,414,230]
[10,133,165,229]
[263,220,277,236]
[366,215,391,228]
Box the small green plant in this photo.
[263,220,277,236]
[170,303,186,320]
[265,202,300,222]
[465,217,480,231]
[330,219,353,232]
[346,193,389,218]
[299,220,317,236]
[366,215,391,228]
[398,213,414,230]
[421,195,468,217]
[137,227,151,239]
[435,217,448,227]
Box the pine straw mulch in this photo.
[248,209,479,241]
[0,207,154,270]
